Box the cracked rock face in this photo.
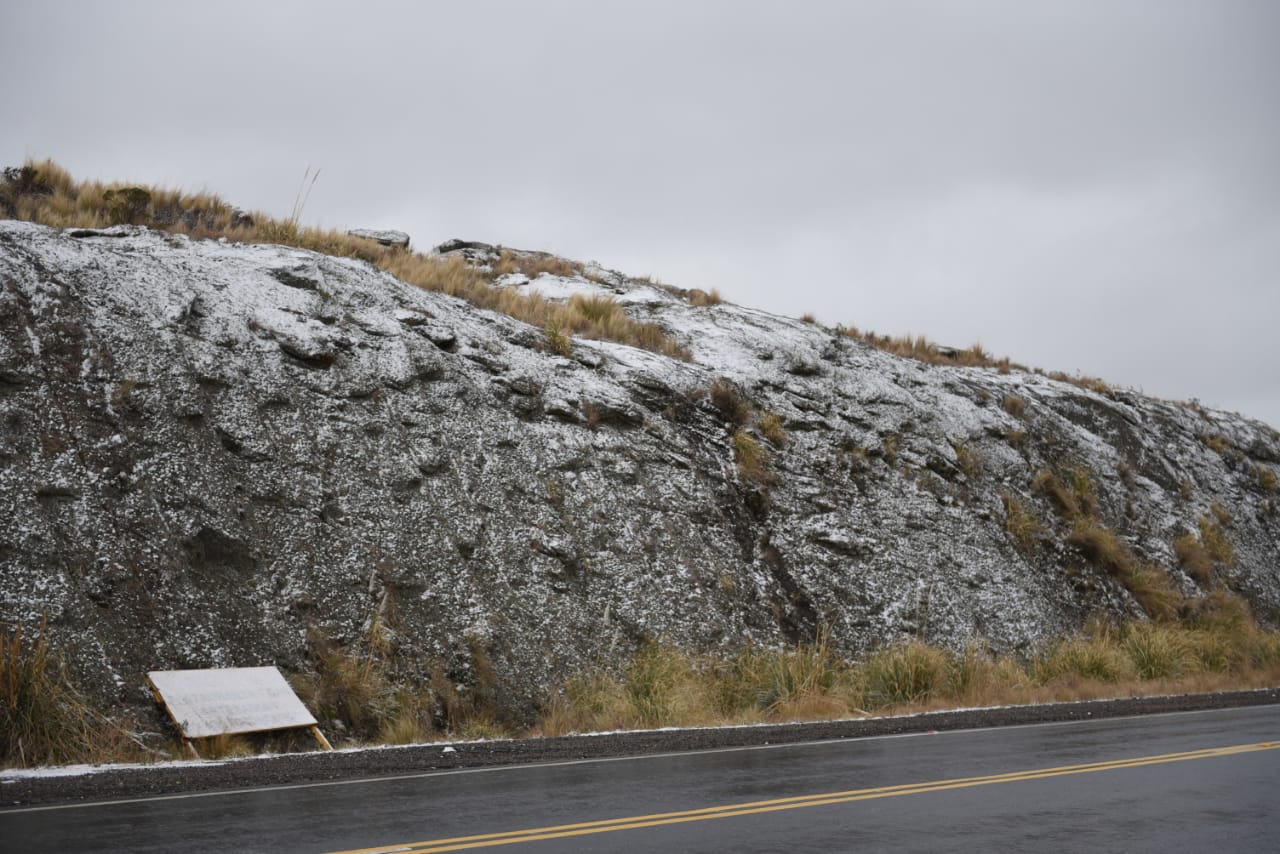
[1,221,1277,722]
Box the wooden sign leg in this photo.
[183,738,202,760]
[310,725,333,751]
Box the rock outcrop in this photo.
[1,221,1277,723]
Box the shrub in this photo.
[688,288,723,307]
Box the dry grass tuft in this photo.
[710,378,751,426]
[758,410,788,447]
[1033,465,1098,520]
[1199,432,1233,454]
[544,322,572,357]
[2,620,99,767]
[1033,469,1080,519]
[1035,632,1133,684]
[1121,623,1194,680]
[1199,513,1234,567]
[953,441,982,480]
[862,641,951,706]
[1067,519,1181,620]
[1,619,145,768]
[1001,492,1042,552]
[688,288,723,307]
[732,429,774,485]
[493,250,581,280]
[1173,533,1214,586]
[1003,394,1027,419]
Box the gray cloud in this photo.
[4,0,1278,425]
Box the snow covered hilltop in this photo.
[1,220,1278,722]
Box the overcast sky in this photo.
[4,1,1278,427]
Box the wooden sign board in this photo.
[146,666,331,756]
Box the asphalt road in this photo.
[2,705,1277,853]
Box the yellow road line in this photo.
[327,740,1278,854]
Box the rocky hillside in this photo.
[1,220,1277,724]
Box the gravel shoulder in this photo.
[3,688,1277,809]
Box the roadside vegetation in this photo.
[537,602,1280,735]
[0,159,688,360]
[5,598,1278,768]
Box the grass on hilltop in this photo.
[0,159,688,360]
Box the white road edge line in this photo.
[1,703,1273,815]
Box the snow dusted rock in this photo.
[0,220,1278,725]
[347,228,410,248]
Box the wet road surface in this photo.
[2,704,1276,853]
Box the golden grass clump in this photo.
[1,619,140,768]
[1033,469,1080,519]
[1121,622,1194,680]
[1032,465,1098,520]
[758,410,788,447]
[732,429,773,485]
[1035,632,1133,684]
[1067,519,1181,620]
[1173,532,1214,586]
[862,641,951,706]
[688,288,723,307]
[1198,513,1234,567]
[1001,492,1042,553]
[709,377,751,426]
[949,643,1031,706]
[1003,394,1027,419]
[953,441,982,480]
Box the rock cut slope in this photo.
[1,221,1277,721]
